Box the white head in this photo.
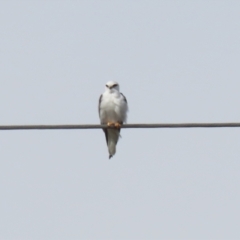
[105,81,120,92]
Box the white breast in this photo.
[99,91,127,124]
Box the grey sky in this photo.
[0,1,240,239]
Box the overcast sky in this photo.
[1,1,240,239]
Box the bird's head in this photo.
[105,81,120,92]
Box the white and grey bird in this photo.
[98,81,128,159]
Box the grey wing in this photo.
[118,93,128,134]
[99,94,109,144]
[103,128,108,144]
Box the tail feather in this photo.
[107,129,120,159]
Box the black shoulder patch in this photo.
[98,94,103,115]
[121,93,127,103]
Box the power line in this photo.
[0,123,240,130]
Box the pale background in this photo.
[0,1,240,239]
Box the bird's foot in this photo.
[107,122,115,127]
[114,122,121,129]
[107,122,121,129]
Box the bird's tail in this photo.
[107,129,120,159]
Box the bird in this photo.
[98,81,128,159]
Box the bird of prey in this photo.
[98,81,128,159]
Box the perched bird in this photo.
[98,81,128,159]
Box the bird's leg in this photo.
[114,122,121,129]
